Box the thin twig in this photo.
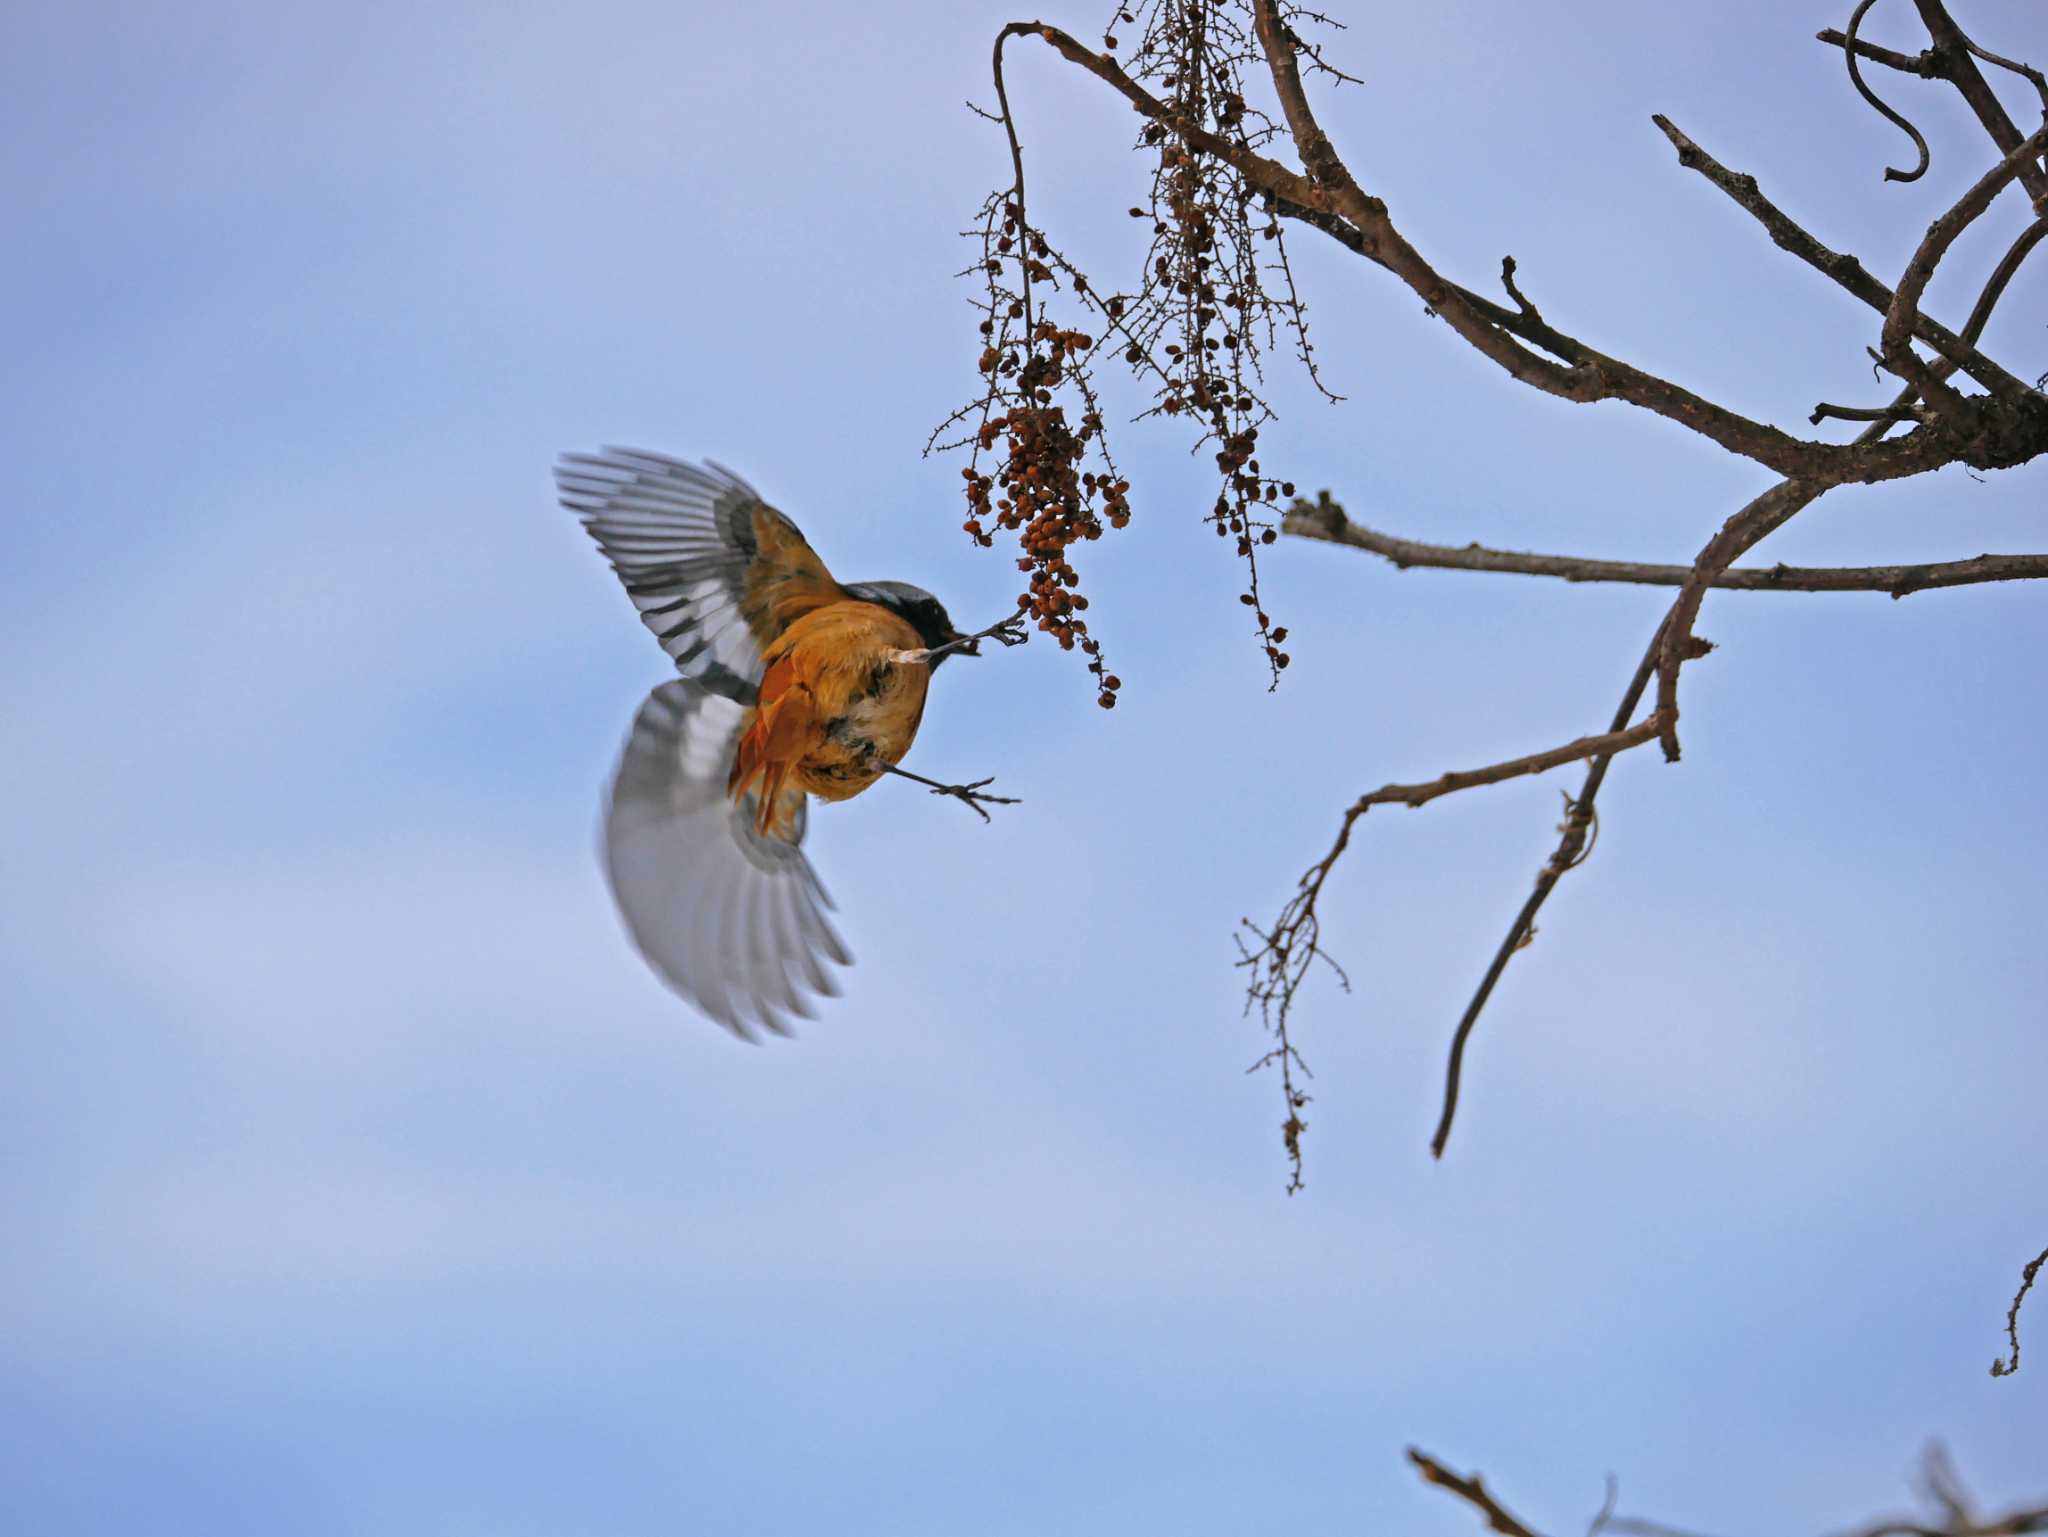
[1882,122,2048,405]
[1428,191,2048,1150]
[1844,0,1932,183]
[1654,479,1826,760]
[1649,115,2026,397]
[1346,718,1669,812]
[1282,495,2048,598]
[1410,1449,1550,1537]
[1430,624,1668,1157]
[1817,27,1939,78]
[919,603,1031,664]
[1912,0,2048,209]
[1990,1243,2048,1378]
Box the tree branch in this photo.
[1817,28,1940,79]
[1415,1442,2048,1537]
[1882,123,2048,410]
[1649,116,2028,398]
[1409,1449,1550,1537]
[1009,12,2043,489]
[1019,8,1971,485]
[1355,718,1669,812]
[1655,479,1827,760]
[1243,694,1669,1163]
[1912,0,2048,210]
[1428,622,1667,1158]
[1281,494,2048,599]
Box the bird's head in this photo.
[843,580,976,666]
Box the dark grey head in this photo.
[842,580,971,666]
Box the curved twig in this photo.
[1990,1244,2047,1377]
[1844,0,1932,183]
[1429,627,1667,1157]
[1964,36,2048,116]
[1654,480,1826,760]
[991,26,1038,336]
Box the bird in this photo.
[555,446,994,1038]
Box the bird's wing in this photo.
[555,447,843,699]
[603,680,851,1038]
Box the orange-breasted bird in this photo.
[556,447,997,1037]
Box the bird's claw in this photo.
[928,775,1020,823]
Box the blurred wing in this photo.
[603,680,851,1038]
[556,447,841,698]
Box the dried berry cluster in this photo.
[934,2,1344,700]
[962,397,1128,703]
[933,194,1131,707]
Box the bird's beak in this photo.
[948,630,982,658]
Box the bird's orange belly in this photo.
[794,669,925,801]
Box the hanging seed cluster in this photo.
[934,0,1346,698]
[932,195,1129,707]
[1106,0,1345,684]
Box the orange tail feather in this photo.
[730,665,819,834]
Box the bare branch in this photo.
[1821,5,2048,207]
[1410,1449,1550,1537]
[1009,16,2031,487]
[1245,688,1669,1163]
[1428,622,1666,1158]
[1417,1443,2047,1537]
[1428,185,2048,1148]
[1346,719,1669,813]
[1655,480,1827,760]
[1912,0,2048,209]
[1649,116,2028,398]
[918,603,1031,664]
[1961,39,2048,122]
[1817,27,1939,78]
[983,3,2048,1181]
[1241,3,1971,483]
[1990,1244,2048,1378]
[1882,123,2048,407]
[1281,494,2048,599]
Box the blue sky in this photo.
[4,2,2044,1533]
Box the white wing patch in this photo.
[603,680,850,1038]
[556,448,771,698]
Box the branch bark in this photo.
[1649,116,2027,398]
[1282,496,2048,598]
[1912,0,2048,209]
[1005,15,2000,486]
[1990,1244,2047,1378]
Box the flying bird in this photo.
[556,447,1009,1037]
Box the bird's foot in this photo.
[877,760,1020,823]
[924,775,1020,824]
